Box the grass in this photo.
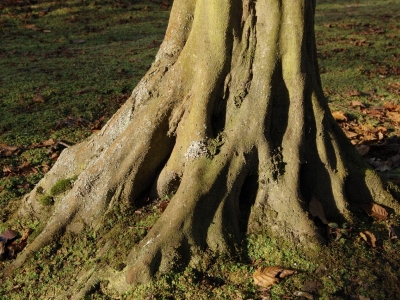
[1,0,400,299]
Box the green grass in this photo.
[0,0,169,220]
[0,0,167,147]
[316,0,400,110]
[1,0,400,299]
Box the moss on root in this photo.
[38,195,54,206]
[49,176,78,196]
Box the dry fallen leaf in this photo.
[351,295,371,300]
[375,160,392,172]
[33,93,45,103]
[384,102,397,111]
[350,100,365,108]
[293,291,314,300]
[359,203,388,221]
[366,157,393,172]
[386,111,400,123]
[0,229,30,260]
[359,231,377,247]
[6,229,30,259]
[344,89,361,97]
[389,154,400,168]
[309,196,328,224]
[344,130,359,139]
[41,138,56,147]
[0,144,21,157]
[387,82,400,95]
[386,222,398,240]
[378,131,384,140]
[0,229,19,244]
[332,111,348,122]
[158,201,169,212]
[355,145,370,156]
[253,266,295,288]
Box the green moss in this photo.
[50,175,78,196]
[207,133,226,157]
[38,194,54,206]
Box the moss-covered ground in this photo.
[1,0,400,299]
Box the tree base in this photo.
[6,0,400,297]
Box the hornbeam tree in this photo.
[8,0,400,294]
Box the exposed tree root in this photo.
[6,0,400,297]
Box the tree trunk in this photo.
[8,0,400,295]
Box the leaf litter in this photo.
[253,266,295,289]
[332,100,400,177]
[359,231,377,248]
[358,203,388,221]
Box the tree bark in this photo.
[8,0,400,295]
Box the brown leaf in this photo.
[350,100,365,108]
[377,161,392,172]
[386,111,400,123]
[309,196,328,224]
[0,144,21,157]
[359,231,377,247]
[253,266,295,288]
[73,39,85,44]
[378,131,384,140]
[366,158,385,170]
[76,87,95,95]
[358,203,388,221]
[351,295,371,300]
[344,130,359,139]
[293,291,314,300]
[6,229,30,259]
[368,159,392,172]
[344,90,361,97]
[0,229,19,244]
[355,145,370,156]
[360,132,378,142]
[158,201,169,213]
[377,126,388,134]
[33,93,45,103]
[41,164,51,173]
[24,24,40,31]
[20,228,30,243]
[2,166,17,174]
[384,102,397,111]
[389,154,400,168]
[370,106,385,112]
[41,138,56,147]
[386,222,398,240]
[387,82,400,95]
[332,111,348,122]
